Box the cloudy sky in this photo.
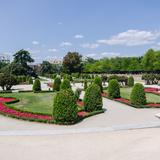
[0,0,160,62]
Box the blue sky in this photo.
[1,0,160,63]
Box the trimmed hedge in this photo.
[53,89,78,123]
[84,84,102,112]
[94,76,103,93]
[29,77,33,84]
[33,79,41,92]
[53,77,61,91]
[108,79,120,98]
[84,80,88,90]
[60,79,71,90]
[130,83,146,105]
[128,76,134,87]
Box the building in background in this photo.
[49,59,63,65]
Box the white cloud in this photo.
[60,42,72,47]
[32,41,39,45]
[74,34,84,39]
[81,43,99,49]
[48,48,58,52]
[86,53,97,57]
[101,52,120,57]
[97,30,160,46]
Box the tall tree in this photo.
[62,52,83,73]
[11,49,36,76]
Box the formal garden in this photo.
[0,49,160,125]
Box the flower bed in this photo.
[76,100,84,107]
[144,87,160,95]
[0,97,103,124]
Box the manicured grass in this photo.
[0,92,55,115]
[120,87,160,103]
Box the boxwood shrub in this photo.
[29,77,33,84]
[33,79,41,92]
[53,77,61,91]
[84,79,88,90]
[84,84,102,112]
[94,76,103,93]
[60,79,71,90]
[53,89,78,123]
[128,76,134,87]
[130,83,146,105]
[108,79,120,98]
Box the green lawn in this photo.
[0,92,55,115]
[120,88,160,103]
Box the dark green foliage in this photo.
[53,89,78,123]
[74,88,81,100]
[29,77,33,84]
[0,73,18,90]
[33,79,41,92]
[107,75,128,86]
[52,74,57,79]
[142,74,160,85]
[128,76,134,87]
[84,80,88,90]
[108,79,120,98]
[60,79,71,90]
[53,77,61,91]
[130,83,146,105]
[62,52,83,73]
[84,84,103,112]
[94,76,103,93]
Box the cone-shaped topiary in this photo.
[108,79,120,98]
[128,76,134,87]
[84,84,103,112]
[130,83,146,105]
[33,79,41,92]
[29,77,33,84]
[53,77,61,91]
[84,79,88,90]
[53,89,78,123]
[60,79,71,90]
[94,76,103,93]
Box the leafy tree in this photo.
[0,73,18,90]
[62,52,83,73]
[40,61,54,75]
[11,49,36,76]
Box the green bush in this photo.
[53,89,78,123]
[94,76,103,93]
[130,83,146,105]
[29,77,33,84]
[74,88,81,100]
[33,79,41,92]
[60,79,71,90]
[84,80,88,90]
[53,77,61,91]
[52,74,57,79]
[84,84,103,112]
[108,79,120,98]
[128,76,134,87]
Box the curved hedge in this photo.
[53,89,78,123]
[53,77,61,91]
[108,79,120,98]
[33,79,41,92]
[84,84,102,112]
[130,83,146,105]
[60,79,71,90]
